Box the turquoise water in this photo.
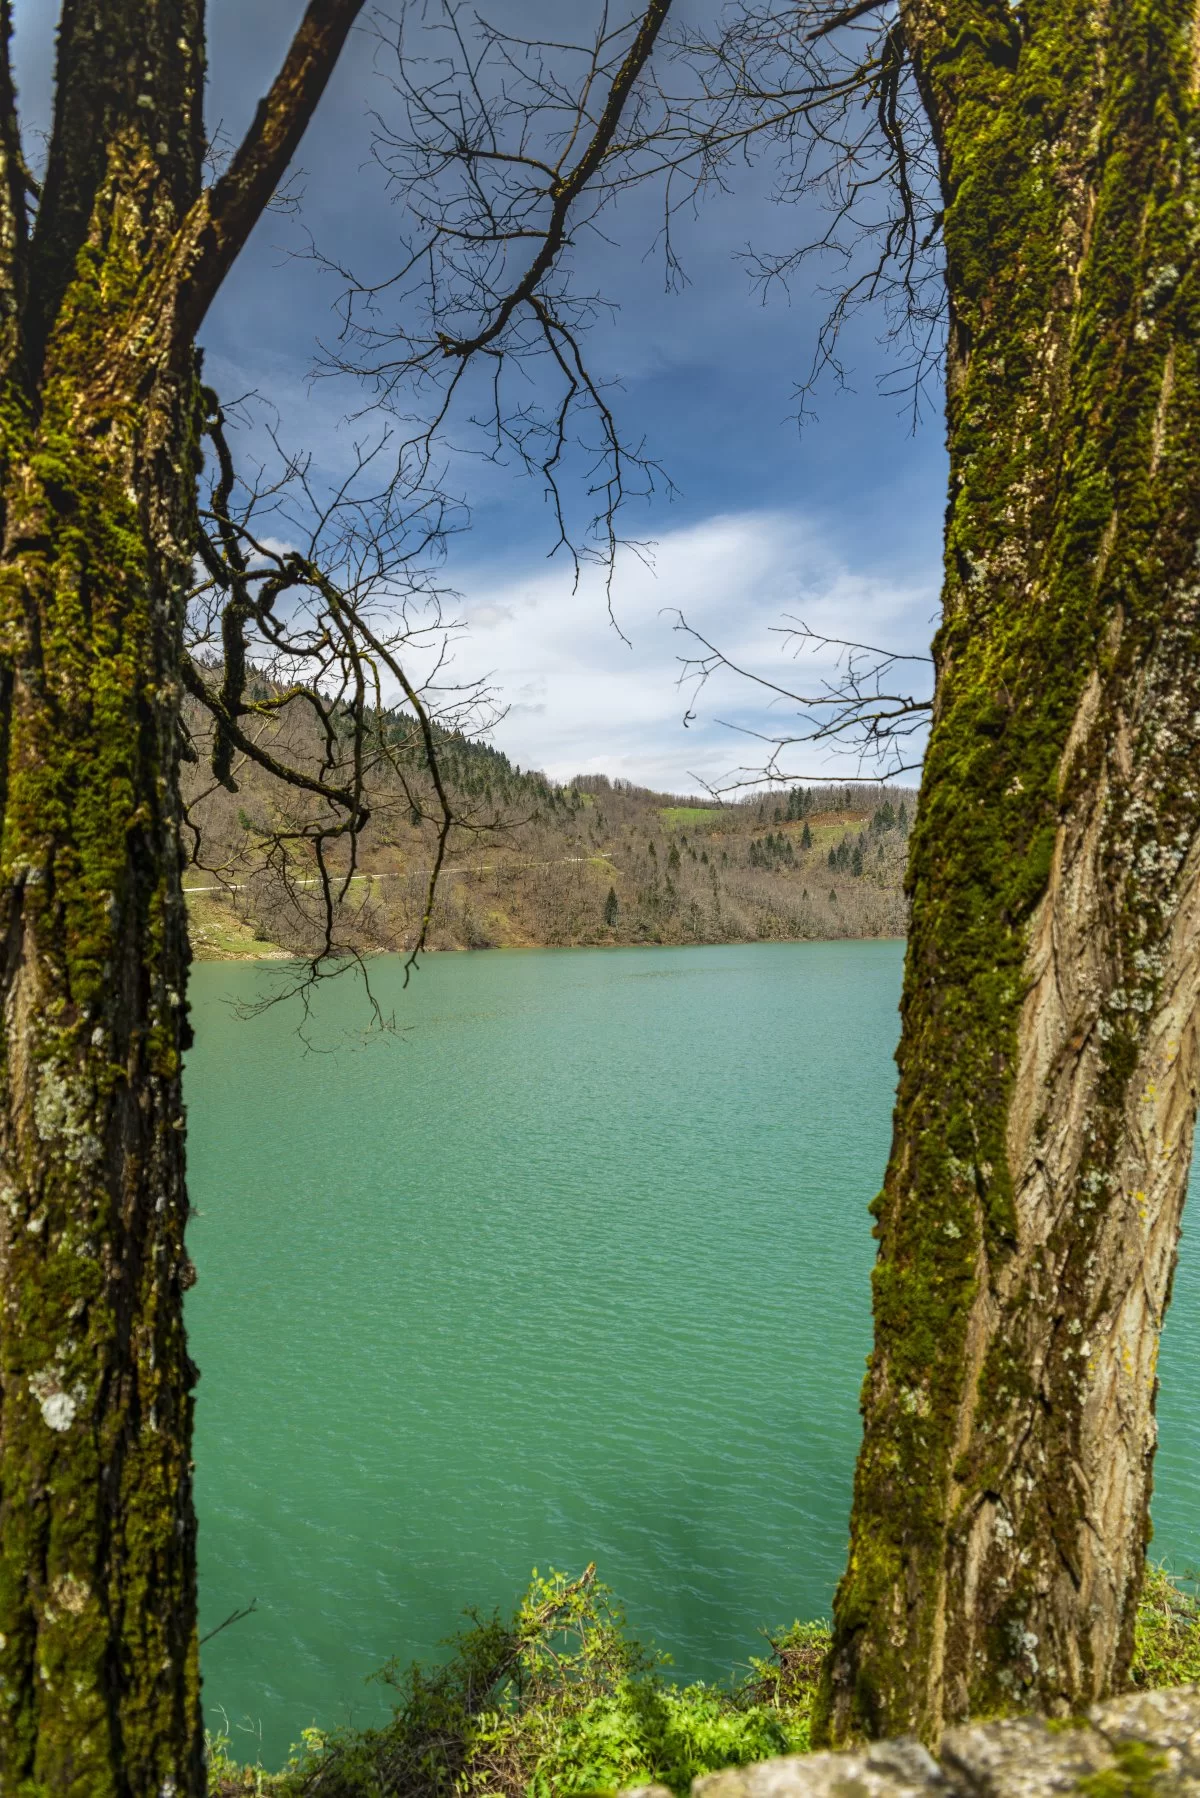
[186,942,1200,1765]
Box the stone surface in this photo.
[939,1717,1113,1797]
[693,1737,943,1798]
[1089,1686,1200,1794]
[655,1685,1200,1796]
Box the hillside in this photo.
[180,684,912,960]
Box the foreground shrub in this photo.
[208,1562,1200,1797]
[1130,1564,1200,1690]
[207,1568,816,1798]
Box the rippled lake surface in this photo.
[186,941,1200,1765]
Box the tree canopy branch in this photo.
[808,0,890,42]
[176,0,368,337]
[437,0,674,360]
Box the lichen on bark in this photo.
[818,0,1200,1746]
[0,1,368,1785]
[0,7,207,1791]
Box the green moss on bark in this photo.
[0,96,204,1798]
[820,0,1200,1745]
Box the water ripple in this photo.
[186,942,1200,1765]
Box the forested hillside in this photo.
[181,683,911,959]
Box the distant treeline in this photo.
[180,676,916,959]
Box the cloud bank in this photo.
[440,509,938,793]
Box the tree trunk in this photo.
[0,367,201,1798]
[0,7,205,1790]
[0,1,365,1781]
[818,0,1200,1745]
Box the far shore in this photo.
[187,922,907,965]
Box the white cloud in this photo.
[433,509,938,792]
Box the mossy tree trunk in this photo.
[818,0,1200,1746]
[0,3,363,1789]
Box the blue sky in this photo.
[14,1,945,790]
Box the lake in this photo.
[186,941,1200,1766]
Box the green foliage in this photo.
[827,836,862,875]
[209,1572,823,1798]
[738,1622,829,1715]
[476,1671,805,1798]
[1129,1566,1200,1689]
[208,1568,1200,1798]
[749,833,796,871]
[1077,1741,1169,1798]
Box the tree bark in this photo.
[0,8,206,1787]
[818,0,1200,1745]
[0,2,365,1788]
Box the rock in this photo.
[939,1716,1112,1796]
[692,1737,944,1798]
[1089,1686,1200,1792]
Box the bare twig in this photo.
[671,607,932,791]
[200,1598,258,1647]
[184,392,499,1011]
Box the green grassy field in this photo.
[659,806,727,828]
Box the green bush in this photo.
[208,1569,820,1798]
[208,1563,1200,1798]
[480,1676,806,1798]
[1130,1564,1200,1689]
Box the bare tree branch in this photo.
[181,390,513,1007]
[177,0,945,1000]
[808,0,890,42]
[199,1599,258,1647]
[436,0,673,361]
[670,608,932,791]
[175,0,369,338]
[305,1,688,586]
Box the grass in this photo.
[1130,1563,1200,1689]
[207,1564,1200,1798]
[659,807,726,828]
[185,892,291,961]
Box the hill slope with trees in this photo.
[181,692,912,959]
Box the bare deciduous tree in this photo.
[652,0,1200,1744]
[670,611,934,787]
[0,2,672,1786]
[9,0,1197,1781]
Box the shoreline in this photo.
[189,929,908,965]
